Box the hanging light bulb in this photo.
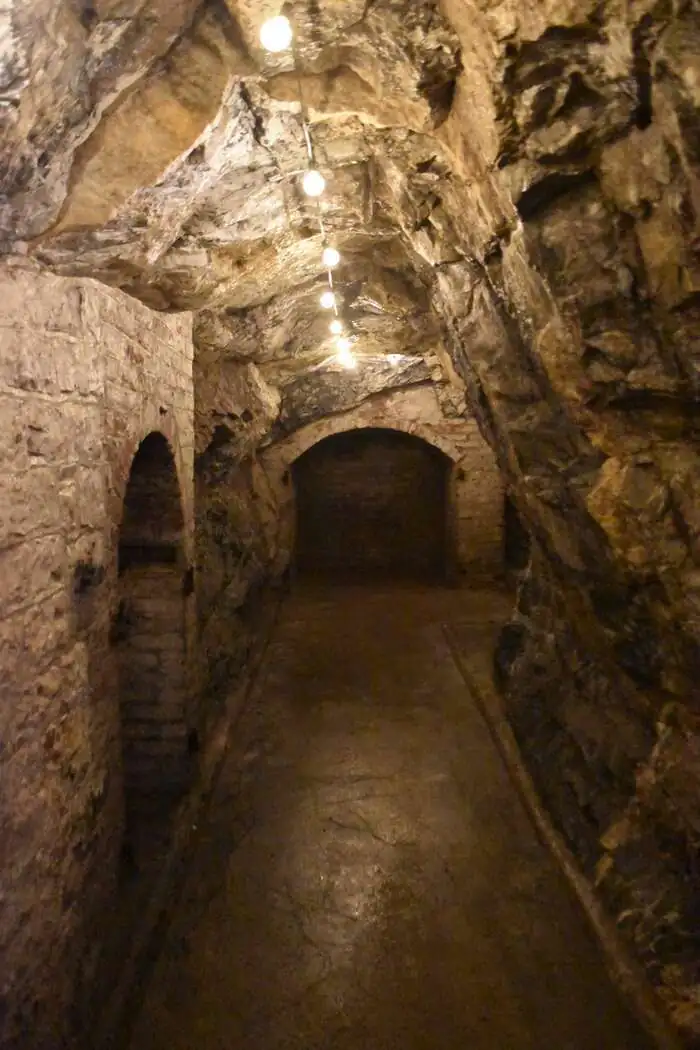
[329,318,343,335]
[260,15,293,52]
[322,246,340,268]
[336,343,356,369]
[302,169,326,197]
[320,290,336,309]
[336,336,352,353]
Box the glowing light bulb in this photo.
[337,346,357,369]
[260,15,293,52]
[322,246,340,268]
[336,336,352,353]
[320,290,336,309]
[302,169,326,197]
[329,318,343,335]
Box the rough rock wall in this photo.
[395,3,700,1036]
[1,0,699,1038]
[195,448,279,709]
[192,348,281,709]
[0,264,194,1050]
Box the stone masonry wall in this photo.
[450,425,505,581]
[293,429,450,579]
[0,261,194,1050]
[260,385,504,582]
[192,383,504,722]
[118,566,189,803]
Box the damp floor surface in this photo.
[127,585,653,1050]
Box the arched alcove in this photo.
[114,433,189,847]
[260,389,505,583]
[292,427,452,581]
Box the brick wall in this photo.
[294,428,450,579]
[450,423,506,578]
[0,262,194,1050]
[261,386,504,582]
[118,566,189,798]
[117,433,192,814]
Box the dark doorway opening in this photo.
[115,433,189,859]
[292,428,450,581]
[504,494,531,582]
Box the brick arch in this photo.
[279,418,463,469]
[259,388,505,582]
[291,427,453,580]
[119,432,184,556]
[114,431,192,857]
[263,422,464,582]
[113,421,192,560]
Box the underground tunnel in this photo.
[0,2,699,1049]
[292,428,452,581]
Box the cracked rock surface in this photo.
[2,0,700,1039]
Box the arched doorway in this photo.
[292,428,451,581]
[114,433,189,849]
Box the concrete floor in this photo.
[127,586,652,1050]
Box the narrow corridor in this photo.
[127,587,652,1050]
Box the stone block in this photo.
[0,267,195,1050]
[0,467,63,545]
[0,596,72,709]
[59,467,107,534]
[0,273,82,333]
[0,326,102,397]
[0,534,65,615]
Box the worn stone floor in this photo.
[127,585,653,1050]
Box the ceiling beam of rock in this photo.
[193,249,440,365]
[1,0,467,437]
[2,1,700,1034]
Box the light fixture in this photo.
[260,15,293,52]
[302,169,326,197]
[336,345,357,369]
[260,14,360,371]
[322,246,340,268]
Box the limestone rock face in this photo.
[2,0,700,1043]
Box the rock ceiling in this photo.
[1,0,698,547]
[2,1,698,444]
[6,0,696,432]
[0,0,466,417]
[3,0,700,1036]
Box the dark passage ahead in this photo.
[293,429,450,581]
